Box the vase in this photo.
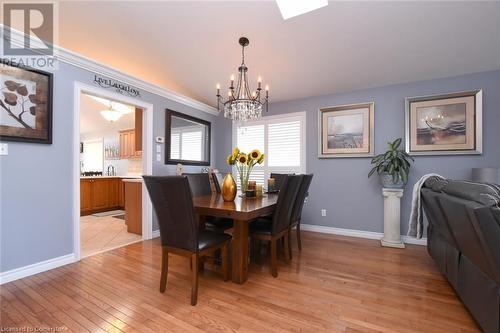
[221,173,237,201]
[239,165,250,193]
[380,172,404,189]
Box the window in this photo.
[233,112,306,187]
[170,127,205,161]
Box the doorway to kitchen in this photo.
[73,82,153,260]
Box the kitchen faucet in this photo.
[107,165,115,176]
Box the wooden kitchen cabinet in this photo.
[80,179,93,214]
[123,180,142,235]
[119,129,142,159]
[107,178,120,208]
[118,179,125,208]
[80,178,125,216]
[91,178,109,211]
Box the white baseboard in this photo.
[300,224,427,246]
[152,230,160,239]
[0,253,76,285]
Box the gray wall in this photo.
[216,70,500,235]
[0,61,217,273]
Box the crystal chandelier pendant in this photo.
[216,37,269,121]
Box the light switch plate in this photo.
[156,153,162,162]
[156,145,162,153]
[0,143,8,155]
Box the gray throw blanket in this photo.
[408,173,444,238]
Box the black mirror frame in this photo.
[165,109,211,166]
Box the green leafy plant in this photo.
[368,138,414,184]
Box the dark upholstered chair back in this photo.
[290,174,313,223]
[143,176,198,252]
[272,175,303,235]
[270,173,290,191]
[184,173,211,196]
[211,172,223,194]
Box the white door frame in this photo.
[73,81,154,261]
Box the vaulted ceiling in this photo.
[59,1,500,106]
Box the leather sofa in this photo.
[421,178,500,333]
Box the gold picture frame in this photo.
[405,90,482,155]
[318,102,374,158]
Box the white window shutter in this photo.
[234,112,306,188]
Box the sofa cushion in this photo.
[443,180,500,207]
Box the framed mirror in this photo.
[165,109,211,166]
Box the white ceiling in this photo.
[59,1,500,106]
[80,93,135,136]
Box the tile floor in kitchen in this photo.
[80,213,142,258]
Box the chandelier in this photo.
[216,37,269,121]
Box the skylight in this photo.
[276,0,328,20]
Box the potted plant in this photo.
[368,138,414,188]
[226,147,264,193]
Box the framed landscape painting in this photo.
[405,90,482,155]
[318,102,374,158]
[0,61,53,144]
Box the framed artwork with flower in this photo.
[0,61,53,144]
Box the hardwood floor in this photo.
[0,231,480,332]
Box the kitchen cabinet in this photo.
[80,179,93,214]
[118,179,125,208]
[119,129,142,159]
[135,108,143,152]
[80,177,125,216]
[91,178,109,211]
[123,180,142,235]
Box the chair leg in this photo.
[296,221,302,251]
[191,254,199,306]
[221,242,229,282]
[270,239,278,278]
[160,247,169,293]
[283,233,290,264]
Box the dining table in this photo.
[193,193,279,284]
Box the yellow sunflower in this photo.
[232,147,240,159]
[226,154,235,165]
[249,149,262,161]
[238,153,247,164]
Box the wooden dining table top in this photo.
[193,193,279,221]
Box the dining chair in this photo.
[142,176,231,305]
[249,174,303,277]
[184,173,233,231]
[211,172,223,194]
[270,173,289,191]
[288,174,313,257]
[184,173,212,196]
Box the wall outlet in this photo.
[321,209,327,217]
[0,143,8,156]
[156,153,162,162]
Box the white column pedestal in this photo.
[381,188,405,249]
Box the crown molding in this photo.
[1,25,219,115]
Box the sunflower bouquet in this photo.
[226,147,264,193]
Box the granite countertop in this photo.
[80,175,142,179]
[122,178,143,183]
